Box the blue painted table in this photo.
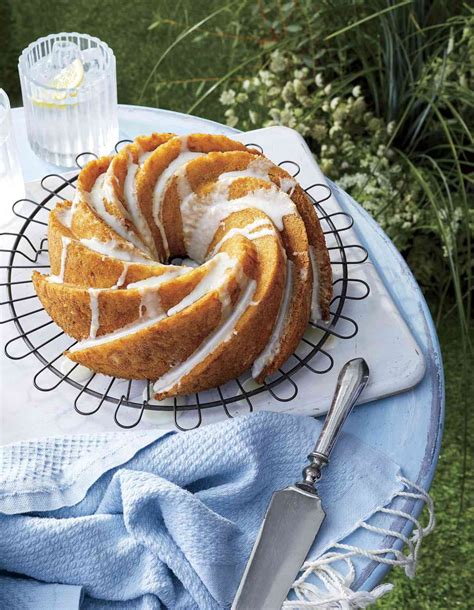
[11,103,444,591]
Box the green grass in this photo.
[1,1,473,608]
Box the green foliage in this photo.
[216,1,473,330]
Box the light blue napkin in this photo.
[0,411,402,609]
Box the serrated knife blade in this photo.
[232,358,369,610]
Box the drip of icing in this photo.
[79,237,155,264]
[69,312,167,352]
[167,253,236,316]
[216,157,296,195]
[309,246,321,322]
[279,176,297,196]
[60,189,82,229]
[60,357,93,382]
[88,288,101,338]
[208,218,275,258]
[152,145,205,257]
[139,151,153,164]
[127,268,189,290]
[56,206,73,229]
[48,236,71,283]
[181,182,297,263]
[113,264,129,289]
[152,278,256,396]
[123,159,157,256]
[216,156,274,183]
[88,173,149,253]
[252,260,293,379]
[138,288,162,319]
[129,269,189,318]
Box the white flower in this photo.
[269,108,281,121]
[330,97,340,110]
[249,110,259,125]
[387,121,396,136]
[293,79,306,97]
[282,81,294,103]
[236,92,248,104]
[352,85,362,98]
[219,90,236,106]
[323,84,332,96]
[269,51,287,73]
[225,114,239,128]
[258,70,273,86]
[315,74,324,87]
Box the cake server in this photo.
[232,357,369,610]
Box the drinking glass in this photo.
[0,89,25,213]
[18,32,119,167]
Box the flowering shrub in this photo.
[218,14,473,308]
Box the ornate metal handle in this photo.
[297,358,369,493]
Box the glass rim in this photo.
[0,88,11,124]
[0,89,12,143]
[18,31,115,93]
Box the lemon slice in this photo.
[50,58,84,90]
[32,59,84,107]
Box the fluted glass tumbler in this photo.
[0,89,25,215]
[18,32,118,167]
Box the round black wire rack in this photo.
[0,141,369,430]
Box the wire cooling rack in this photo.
[0,142,369,430]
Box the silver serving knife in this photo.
[232,358,369,610]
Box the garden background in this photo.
[1,1,472,608]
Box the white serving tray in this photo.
[0,126,425,441]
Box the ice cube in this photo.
[82,47,104,75]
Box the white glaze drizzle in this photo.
[215,156,296,195]
[48,236,71,283]
[252,260,293,379]
[123,158,157,257]
[139,151,153,163]
[167,253,235,316]
[126,268,189,290]
[113,264,129,289]
[88,173,149,253]
[151,138,205,258]
[60,357,93,382]
[309,245,321,322]
[69,312,166,352]
[279,176,297,196]
[152,277,256,395]
[56,205,73,229]
[88,288,101,338]
[181,182,297,263]
[208,218,275,258]
[138,288,162,319]
[78,237,155,264]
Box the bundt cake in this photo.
[33,132,333,399]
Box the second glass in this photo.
[18,32,119,167]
